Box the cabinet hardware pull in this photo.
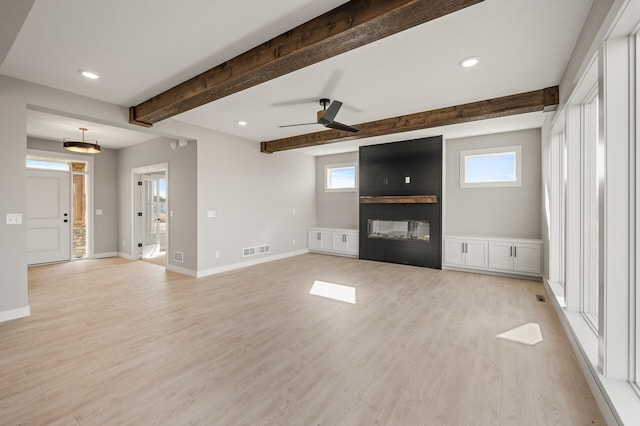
[510,246,513,257]
[461,242,465,253]
[514,246,517,257]
[343,234,346,243]
[465,243,468,253]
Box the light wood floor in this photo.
[1,254,604,425]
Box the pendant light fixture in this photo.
[63,127,101,153]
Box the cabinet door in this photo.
[513,243,542,274]
[332,232,347,252]
[465,240,489,268]
[309,230,331,250]
[444,239,465,266]
[345,232,359,255]
[488,241,514,271]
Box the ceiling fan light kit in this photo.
[279,98,359,133]
[63,127,101,153]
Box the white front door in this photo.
[27,170,71,265]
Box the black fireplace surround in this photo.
[359,136,443,269]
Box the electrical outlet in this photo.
[207,210,216,218]
[5,213,22,225]
[292,239,296,245]
[96,209,103,215]
[122,240,125,247]
[215,251,220,258]
[292,209,296,215]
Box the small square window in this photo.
[460,146,522,188]
[325,163,357,192]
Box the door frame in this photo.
[131,163,169,265]
[27,149,95,259]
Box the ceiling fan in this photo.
[279,98,359,133]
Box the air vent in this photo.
[243,244,271,257]
[536,294,546,303]
[173,250,184,263]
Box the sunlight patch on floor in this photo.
[496,322,543,345]
[309,280,356,304]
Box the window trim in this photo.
[459,145,522,188]
[325,162,357,192]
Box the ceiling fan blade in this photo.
[325,121,359,133]
[319,100,343,124]
[278,122,317,128]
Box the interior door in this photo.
[27,169,70,264]
[141,177,160,258]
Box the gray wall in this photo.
[445,128,542,239]
[26,137,119,256]
[315,152,358,229]
[118,137,197,272]
[193,126,316,273]
[0,93,28,313]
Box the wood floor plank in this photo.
[0,254,605,424]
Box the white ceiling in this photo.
[1,0,593,154]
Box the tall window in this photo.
[460,146,522,188]
[582,90,599,330]
[325,163,357,192]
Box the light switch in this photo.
[96,209,103,215]
[405,176,411,184]
[207,210,216,218]
[5,213,22,225]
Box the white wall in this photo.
[445,129,542,239]
[315,152,358,229]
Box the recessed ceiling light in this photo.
[237,120,248,126]
[459,57,479,68]
[81,70,99,80]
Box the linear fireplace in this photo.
[359,136,443,269]
[368,219,430,241]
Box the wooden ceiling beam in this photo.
[260,86,559,153]
[129,0,484,126]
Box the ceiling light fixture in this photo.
[459,57,479,68]
[237,120,248,126]
[81,70,99,79]
[63,127,101,153]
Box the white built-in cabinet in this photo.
[308,228,358,257]
[444,236,542,277]
[444,238,489,268]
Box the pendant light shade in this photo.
[63,127,101,153]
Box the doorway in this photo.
[26,153,92,265]
[132,164,168,266]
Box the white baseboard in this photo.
[196,249,309,278]
[117,252,139,261]
[543,278,623,425]
[166,264,197,277]
[0,306,30,323]
[94,252,118,259]
[442,265,542,281]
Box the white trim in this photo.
[459,145,522,188]
[442,266,541,281]
[117,252,139,261]
[94,252,118,259]
[166,264,197,277]
[0,306,30,323]
[196,249,309,278]
[324,162,357,192]
[544,278,627,426]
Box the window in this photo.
[26,158,70,171]
[581,89,599,330]
[325,163,356,192]
[460,146,522,188]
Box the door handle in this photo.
[63,213,68,217]
[63,219,68,223]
